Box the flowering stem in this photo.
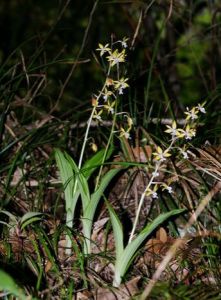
[129,139,176,243]
[78,106,96,170]
[95,101,117,189]
[95,63,119,189]
[129,162,160,243]
[78,64,111,171]
[64,66,111,255]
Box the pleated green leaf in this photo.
[55,149,78,215]
[106,201,124,263]
[82,168,121,254]
[110,208,185,287]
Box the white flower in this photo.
[110,108,114,114]
[180,125,196,140]
[115,37,129,48]
[103,100,115,114]
[152,171,160,177]
[96,43,111,56]
[121,37,129,48]
[152,192,158,199]
[114,78,129,95]
[145,185,158,199]
[179,148,189,159]
[121,41,127,48]
[102,89,113,102]
[93,109,103,122]
[119,88,123,95]
[153,146,171,162]
[197,103,206,113]
[119,127,131,139]
[185,107,198,120]
[107,49,126,67]
[93,115,101,121]
[165,121,184,140]
[166,186,173,194]
[161,183,173,194]
[124,132,130,139]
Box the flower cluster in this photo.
[91,38,132,141]
[165,102,206,142]
[164,102,206,156]
[145,182,174,200]
[143,102,206,200]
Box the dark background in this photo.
[0,0,221,129]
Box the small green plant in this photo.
[107,202,184,287]
[55,38,210,290]
[107,101,207,286]
[1,3,221,298]
[0,210,43,231]
[129,102,207,242]
[55,148,120,255]
[55,38,132,255]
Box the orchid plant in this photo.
[55,38,132,255]
[108,101,207,286]
[55,37,207,288]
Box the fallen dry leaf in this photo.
[76,276,141,300]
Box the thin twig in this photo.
[69,118,192,130]
[131,10,143,49]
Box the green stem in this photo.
[78,106,96,170]
[129,139,175,243]
[95,101,117,190]
[95,63,120,189]
[129,162,160,243]
[64,64,112,254]
[66,210,73,254]
[78,64,111,170]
